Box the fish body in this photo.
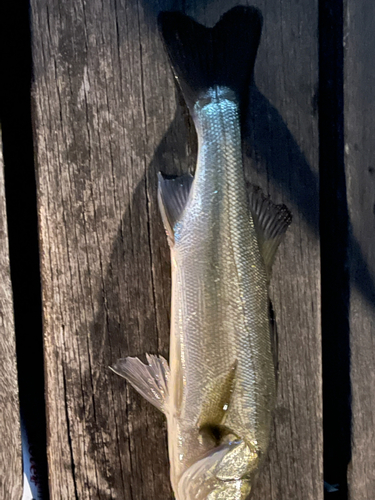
[167,88,275,497]
[112,7,291,499]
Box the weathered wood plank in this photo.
[31,0,321,498]
[242,1,322,498]
[31,1,179,498]
[345,0,375,497]
[0,130,23,499]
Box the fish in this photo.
[111,6,292,499]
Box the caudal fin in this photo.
[158,6,263,115]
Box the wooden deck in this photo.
[0,0,374,498]
[0,130,22,499]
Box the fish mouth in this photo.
[211,478,253,498]
[188,478,253,500]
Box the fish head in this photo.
[177,438,259,500]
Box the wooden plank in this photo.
[30,1,178,498]
[30,0,321,498]
[0,129,23,498]
[345,0,375,497]
[241,1,322,498]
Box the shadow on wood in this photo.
[319,1,351,498]
[101,76,323,498]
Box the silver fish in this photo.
[112,7,291,499]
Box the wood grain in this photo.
[243,1,322,498]
[345,0,375,497]
[0,129,22,499]
[30,0,322,498]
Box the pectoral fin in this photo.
[198,361,238,442]
[158,172,193,245]
[110,354,170,414]
[247,184,292,279]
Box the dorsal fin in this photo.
[157,172,193,245]
[248,184,292,279]
[110,354,170,414]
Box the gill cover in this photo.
[178,439,257,500]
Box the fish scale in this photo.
[170,94,275,484]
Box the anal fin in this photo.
[110,354,170,414]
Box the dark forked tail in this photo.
[158,7,263,117]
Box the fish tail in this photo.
[158,6,262,117]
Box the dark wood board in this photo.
[243,1,322,498]
[0,130,23,498]
[30,0,322,498]
[344,0,375,497]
